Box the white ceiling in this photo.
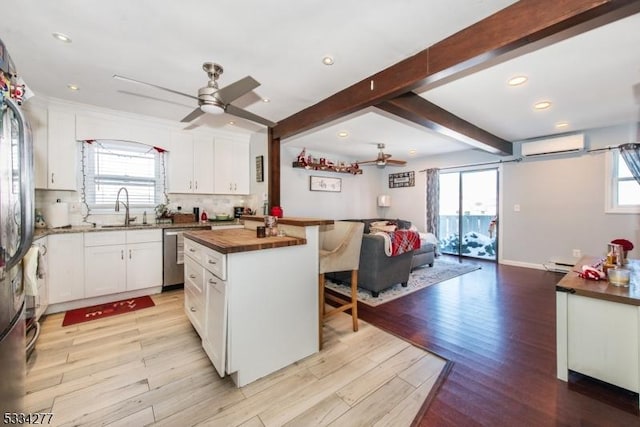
[2,1,639,164]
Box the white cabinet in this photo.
[84,229,162,298]
[167,131,214,194]
[184,239,227,376]
[213,138,250,194]
[47,109,78,191]
[184,255,205,336]
[84,231,127,298]
[125,229,162,291]
[203,270,228,377]
[48,233,84,304]
[23,105,77,190]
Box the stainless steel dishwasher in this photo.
[163,227,205,289]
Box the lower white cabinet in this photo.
[203,270,228,377]
[184,240,228,377]
[84,230,162,298]
[84,229,162,298]
[184,255,205,336]
[48,233,85,304]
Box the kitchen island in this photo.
[556,256,640,405]
[183,217,333,387]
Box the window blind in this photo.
[82,140,165,210]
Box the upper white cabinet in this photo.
[48,109,78,191]
[24,104,78,191]
[167,131,214,194]
[213,138,250,194]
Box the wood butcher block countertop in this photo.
[556,256,640,306]
[183,228,307,254]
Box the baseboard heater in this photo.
[544,259,574,273]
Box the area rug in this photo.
[325,260,481,307]
[62,295,155,326]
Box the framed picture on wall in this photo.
[310,176,341,192]
[256,155,264,182]
[388,171,415,188]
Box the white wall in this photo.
[280,145,381,219]
[384,123,640,268]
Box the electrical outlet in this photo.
[572,249,581,258]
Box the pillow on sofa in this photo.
[370,220,397,233]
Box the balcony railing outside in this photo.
[438,214,496,260]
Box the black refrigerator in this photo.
[0,36,34,414]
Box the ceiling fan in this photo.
[113,62,276,127]
[357,143,407,167]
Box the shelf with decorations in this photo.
[292,148,363,175]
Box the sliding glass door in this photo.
[438,168,498,261]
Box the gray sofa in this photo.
[327,218,434,297]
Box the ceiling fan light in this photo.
[200,103,224,114]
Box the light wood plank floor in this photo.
[25,290,445,426]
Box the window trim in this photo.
[605,150,640,214]
[81,140,165,214]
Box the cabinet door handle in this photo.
[189,248,196,252]
[129,249,132,259]
[207,259,217,265]
[229,183,233,191]
[51,173,55,184]
[208,279,217,284]
[190,307,196,312]
[121,250,124,260]
[234,183,237,191]
[189,181,193,190]
[189,274,197,279]
[195,180,198,189]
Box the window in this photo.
[82,140,166,211]
[606,151,640,213]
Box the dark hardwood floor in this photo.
[357,256,640,426]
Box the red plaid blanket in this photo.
[373,230,421,256]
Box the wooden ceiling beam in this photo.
[272,0,640,141]
[377,93,513,155]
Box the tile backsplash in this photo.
[36,190,262,226]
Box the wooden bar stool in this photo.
[318,221,364,349]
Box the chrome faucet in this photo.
[115,187,131,226]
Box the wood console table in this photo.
[556,256,640,404]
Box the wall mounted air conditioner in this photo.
[521,134,585,157]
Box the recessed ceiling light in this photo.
[322,56,334,66]
[534,101,552,110]
[508,75,528,86]
[52,32,72,43]
[228,121,235,125]
[262,98,270,103]
[67,84,79,91]
[337,131,349,138]
[409,149,417,156]
[555,122,569,128]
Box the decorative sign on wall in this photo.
[310,176,342,192]
[256,155,264,182]
[388,171,415,188]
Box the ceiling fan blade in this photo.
[180,107,205,123]
[215,76,260,104]
[113,74,199,101]
[356,159,379,165]
[226,104,276,127]
[386,159,407,166]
